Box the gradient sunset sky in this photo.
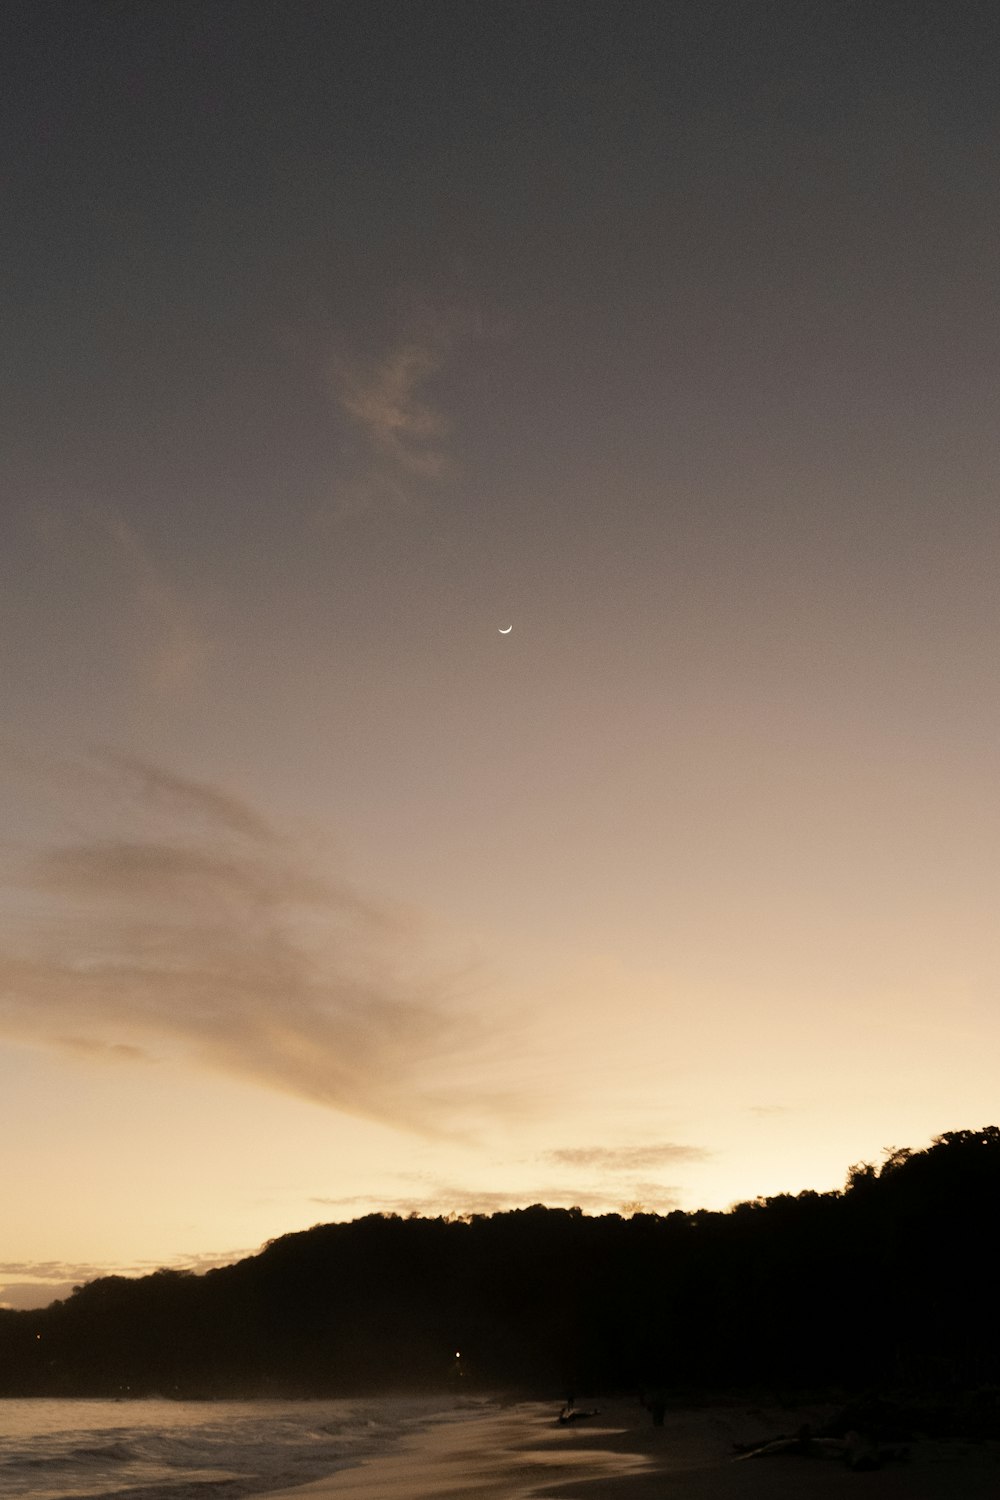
[3,0,999,1309]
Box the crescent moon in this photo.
[498,625,512,634]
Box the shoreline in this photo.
[262,1400,650,1500]
[262,1393,1000,1500]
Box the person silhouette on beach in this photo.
[640,1388,667,1426]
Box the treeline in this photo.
[2,1128,998,1398]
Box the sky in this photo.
[3,0,999,1310]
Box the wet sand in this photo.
[264,1396,1000,1500]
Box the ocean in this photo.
[0,1394,477,1500]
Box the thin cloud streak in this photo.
[327,298,498,515]
[96,751,281,845]
[0,752,495,1136]
[310,1178,686,1219]
[350,1184,684,1216]
[330,336,451,518]
[53,1037,152,1063]
[0,1248,256,1310]
[547,1144,710,1171]
[24,501,210,692]
[81,505,211,692]
[335,343,452,481]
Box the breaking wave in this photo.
[0,1395,480,1499]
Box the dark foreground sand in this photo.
[265,1397,1000,1500]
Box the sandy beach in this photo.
[264,1396,1000,1500]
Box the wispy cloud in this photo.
[96,751,280,844]
[27,501,209,692]
[0,1247,255,1310]
[310,1184,685,1218]
[0,1260,122,1311]
[335,343,452,482]
[546,1144,710,1171]
[92,509,209,690]
[0,1259,122,1283]
[328,298,497,515]
[309,1170,687,1220]
[0,752,489,1135]
[52,1036,152,1063]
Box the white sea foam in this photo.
[0,1395,481,1500]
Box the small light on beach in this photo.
[454,1350,461,1359]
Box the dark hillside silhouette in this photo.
[2,1128,998,1403]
